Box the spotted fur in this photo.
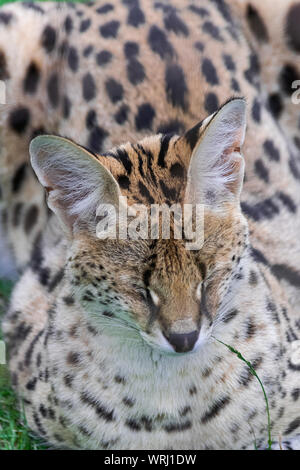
[1,0,300,450]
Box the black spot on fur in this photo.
[105,148,133,174]
[33,411,47,436]
[194,41,204,52]
[105,78,123,103]
[268,93,283,119]
[64,15,73,34]
[252,99,261,122]
[285,4,300,53]
[231,78,240,92]
[26,377,37,391]
[245,317,256,338]
[127,58,145,85]
[86,109,97,130]
[48,268,65,292]
[0,11,13,24]
[254,159,269,183]
[82,73,96,101]
[63,296,75,306]
[184,121,203,150]
[114,104,129,124]
[165,64,188,110]
[164,421,192,433]
[279,64,300,96]
[67,351,81,365]
[157,134,173,167]
[80,390,115,422]
[83,45,94,57]
[244,52,260,88]
[148,25,174,59]
[80,18,91,32]
[99,20,120,38]
[12,163,27,193]
[271,264,300,288]
[123,397,135,407]
[124,41,139,59]
[135,103,155,130]
[292,389,300,401]
[222,308,238,323]
[239,357,262,386]
[289,153,300,180]
[170,162,184,179]
[9,107,30,134]
[246,5,269,42]
[24,62,40,94]
[0,51,9,80]
[96,50,112,66]
[223,54,235,71]
[277,192,297,213]
[203,21,222,41]
[266,300,280,324]
[249,270,258,286]
[211,0,233,24]
[163,8,189,36]
[127,3,145,27]
[13,202,23,227]
[117,175,130,190]
[157,120,185,135]
[41,25,57,53]
[47,73,60,108]
[241,198,280,222]
[159,179,176,201]
[285,417,300,435]
[138,182,154,204]
[24,329,44,367]
[201,395,231,423]
[31,127,46,140]
[22,2,44,14]
[88,126,108,153]
[24,205,39,234]
[250,247,269,265]
[188,5,209,17]
[7,321,32,354]
[96,3,114,14]
[126,419,141,431]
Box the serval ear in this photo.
[184,98,246,209]
[30,135,121,237]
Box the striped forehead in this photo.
[97,134,189,205]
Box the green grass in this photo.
[0,279,47,449]
[0,0,85,451]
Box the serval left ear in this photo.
[184,98,247,209]
[30,135,121,237]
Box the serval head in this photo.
[30,98,248,355]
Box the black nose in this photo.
[166,330,199,353]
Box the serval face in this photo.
[31,98,247,354]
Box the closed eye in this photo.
[147,288,160,307]
[196,282,202,300]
